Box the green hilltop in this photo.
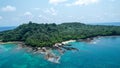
[0,21,120,47]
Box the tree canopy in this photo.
[0,22,120,47]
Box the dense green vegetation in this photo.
[0,21,120,47]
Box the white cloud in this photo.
[1,5,16,12]
[23,12,33,19]
[49,0,67,5]
[0,16,3,20]
[24,12,32,16]
[45,8,57,16]
[38,15,53,22]
[66,0,99,6]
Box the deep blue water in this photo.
[0,36,120,68]
[0,27,16,32]
[88,22,120,26]
[0,23,120,68]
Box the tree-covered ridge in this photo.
[0,22,120,47]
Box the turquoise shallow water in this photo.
[0,36,120,68]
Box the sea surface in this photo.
[0,36,120,68]
[0,27,16,32]
[88,22,120,26]
[0,23,120,68]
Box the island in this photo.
[0,21,120,47]
[0,22,120,63]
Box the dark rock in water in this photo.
[57,48,66,55]
[77,37,94,42]
[18,41,79,63]
[32,47,38,52]
[65,44,72,46]
[62,46,79,51]
[45,51,60,63]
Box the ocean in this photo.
[0,36,120,68]
[87,22,120,26]
[0,27,16,32]
[0,23,120,68]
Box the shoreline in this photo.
[0,35,120,46]
[0,35,120,63]
[76,35,120,42]
[0,41,25,45]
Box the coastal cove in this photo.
[0,36,120,68]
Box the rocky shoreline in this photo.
[0,40,78,63]
[0,36,107,63]
[1,36,119,63]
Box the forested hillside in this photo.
[0,22,120,47]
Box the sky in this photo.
[0,0,120,26]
